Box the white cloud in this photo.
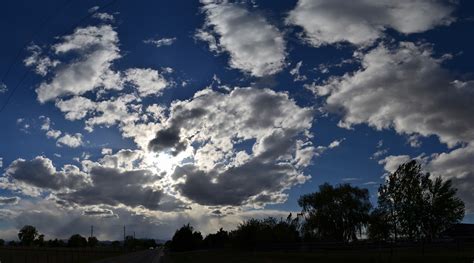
[36,25,121,103]
[289,61,307,82]
[125,68,170,97]
[148,87,314,207]
[144,37,177,47]
[101,148,113,155]
[0,82,7,93]
[314,42,474,148]
[93,12,115,22]
[287,0,455,46]
[23,44,59,76]
[56,133,83,148]
[198,0,286,77]
[378,155,411,174]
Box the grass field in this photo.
[165,246,474,263]
[0,247,124,263]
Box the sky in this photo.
[0,0,474,241]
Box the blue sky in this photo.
[1,0,474,240]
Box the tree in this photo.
[18,225,38,246]
[374,160,465,241]
[298,183,371,242]
[34,234,45,247]
[0,239,4,247]
[203,228,229,249]
[68,234,88,247]
[170,224,203,251]
[88,236,99,247]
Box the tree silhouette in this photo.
[230,214,300,248]
[375,160,464,241]
[18,225,38,246]
[67,234,88,247]
[170,224,203,251]
[298,183,371,242]
[88,236,99,247]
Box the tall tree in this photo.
[374,160,464,241]
[18,225,38,246]
[298,183,372,242]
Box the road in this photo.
[93,247,164,263]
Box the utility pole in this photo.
[133,231,135,239]
[123,226,126,242]
[90,225,94,238]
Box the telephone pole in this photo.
[90,225,94,238]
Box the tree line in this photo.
[0,225,157,250]
[168,160,465,251]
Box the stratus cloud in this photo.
[197,0,286,77]
[287,0,455,46]
[0,196,20,205]
[149,87,314,207]
[314,42,474,148]
[36,25,121,103]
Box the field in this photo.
[0,247,124,263]
[164,243,474,263]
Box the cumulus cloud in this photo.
[40,116,62,139]
[149,87,314,207]
[197,0,286,77]
[125,68,170,97]
[144,37,177,47]
[35,25,121,102]
[314,42,474,148]
[56,133,83,148]
[287,0,456,46]
[5,156,90,192]
[24,44,59,76]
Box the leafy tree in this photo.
[88,236,99,247]
[203,228,229,249]
[18,225,38,246]
[170,224,203,251]
[34,234,45,247]
[0,239,4,247]
[111,240,121,249]
[422,177,464,239]
[230,214,300,249]
[68,234,88,247]
[374,160,464,241]
[298,183,371,242]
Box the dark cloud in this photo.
[0,196,20,205]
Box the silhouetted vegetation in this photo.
[18,225,39,246]
[298,183,371,242]
[169,224,203,251]
[373,160,465,241]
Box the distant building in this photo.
[441,223,474,241]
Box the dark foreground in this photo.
[0,247,162,263]
[164,244,474,263]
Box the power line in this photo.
[0,0,120,114]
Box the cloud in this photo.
[23,44,59,76]
[378,155,411,174]
[0,196,20,205]
[144,37,177,47]
[82,207,117,218]
[0,82,7,93]
[39,116,62,139]
[5,156,90,192]
[314,42,474,148]
[124,68,171,97]
[56,133,83,148]
[287,0,455,46]
[35,25,121,103]
[149,87,314,207]
[427,144,474,211]
[197,0,286,77]
[289,61,307,82]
